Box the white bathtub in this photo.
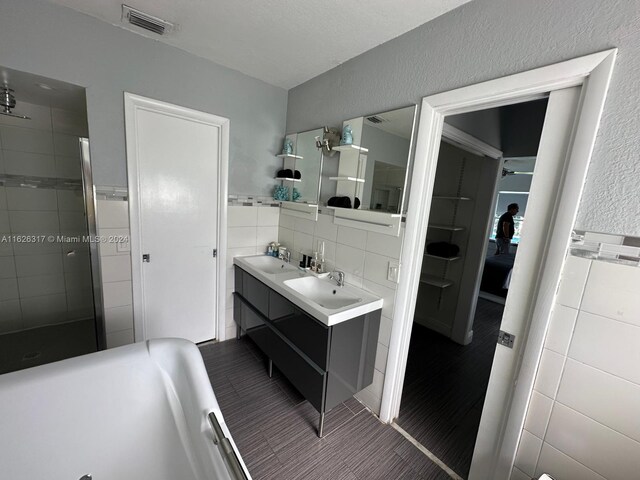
[0,338,251,480]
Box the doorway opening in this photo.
[0,66,103,374]
[396,99,548,478]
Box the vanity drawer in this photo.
[269,290,329,370]
[269,328,326,412]
[242,272,270,317]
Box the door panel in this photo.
[136,108,219,343]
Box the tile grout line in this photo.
[391,422,463,480]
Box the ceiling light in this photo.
[35,83,54,90]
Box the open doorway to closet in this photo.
[396,98,548,478]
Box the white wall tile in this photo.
[509,467,531,480]
[106,329,134,349]
[104,305,133,333]
[100,255,132,283]
[0,102,52,130]
[354,387,382,414]
[5,187,58,211]
[96,200,129,228]
[545,304,578,355]
[20,293,67,326]
[257,206,280,226]
[63,251,91,274]
[66,289,94,320]
[293,217,316,236]
[0,233,13,256]
[97,228,130,257]
[278,226,294,250]
[51,108,88,137]
[362,279,396,319]
[226,247,257,270]
[524,391,554,439]
[378,315,393,347]
[337,225,367,248]
[0,256,16,278]
[366,229,403,259]
[279,213,295,230]
[12,236,61,255]
[581,261,640,327]
[256,226,279,251]
[0,125,54,154]
[335,244,365,277]
[225,325,237,342]
[227,226,257,248]
[514,430,542,476]
[0,186,6,210]
[59,211,87,235]
[569,311,640,385]
[555,255,591,309]
[0,149,4,174]
[557,359,640,443]
[314,213,338,242]
[103,281,132,309]
[14,253,63,277]
[363,251,397,289]
[9,210,59,234]
[533,348,565,398]
[0,211,9,231]
[53,133,81,157]
[545,403,640,480]
[64,270,91,291]
[293,231,314,257]
[2,150,56,177]
[374,342,389,373]
[0,299,21,333]
[56,190,85,212]
[536,443,606,480]
[227,206,258,227]
[583,232,624,245]
[55,155,82,179]
[18,274,65,297]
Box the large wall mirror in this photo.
[323,105,416,235]
[277,128,323,220]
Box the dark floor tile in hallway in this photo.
[200,337,452,480]
[396,298,504,478]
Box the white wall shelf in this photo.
[329,176,365,183]
[332,144,369,153]
[274,177,301,182]
[428,224,465,231]
[276,153,303,160]
[424,254,461,262]
[432,195,472,201]
[420,275,453,288]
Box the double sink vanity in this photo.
[233,255,383,436]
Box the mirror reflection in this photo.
[275,128,323,205]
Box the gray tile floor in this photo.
[200,337,452,480]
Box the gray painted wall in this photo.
[0,0,287,196]
[287,0,640,236]
[501,99,548,157]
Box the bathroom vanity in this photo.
[233,255,382,436]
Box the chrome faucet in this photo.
[279,250,291,263]
[329,270,345,287]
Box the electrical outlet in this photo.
[387,261,400,282]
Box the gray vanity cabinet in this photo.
[233,265,381,436]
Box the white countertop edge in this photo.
[233,255,383,326]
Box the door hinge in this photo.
[213,249,217,258]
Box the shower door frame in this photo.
[79,138,106,351]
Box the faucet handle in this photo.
[330,270,345,286]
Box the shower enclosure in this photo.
[0,68,104,374]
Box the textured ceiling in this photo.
[44,0,472,89]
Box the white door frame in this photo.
[381,49,616,478]
[124,93,229,343]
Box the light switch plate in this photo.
[387,261,400,282]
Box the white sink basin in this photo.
[284,276,362,309]
[241,255,298,275]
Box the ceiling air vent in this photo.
[366,115,386,124]
[122,4,174,35]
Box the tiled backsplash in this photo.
[226,204,281,340]
[513,241,640,480]
[95,196,134,348]
[277,209,404,412]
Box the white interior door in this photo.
[125,94,228,344]
[469,86,582,478]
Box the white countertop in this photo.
[233,255,383,326]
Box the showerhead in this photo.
[0,86,30,120]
